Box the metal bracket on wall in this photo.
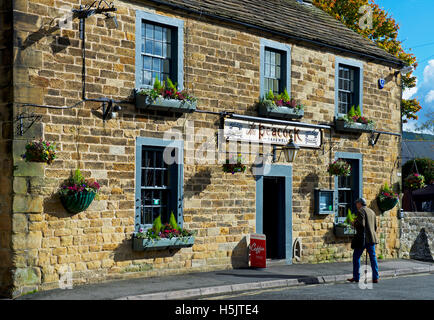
[15,112,42,136]
[369,131,382,146]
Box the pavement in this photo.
[15,258,434,300]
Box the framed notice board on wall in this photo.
[314,189,335,215]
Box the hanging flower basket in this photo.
[376,182,399,212]
[60,192,96,214]
[404,173,426,190]
[22,139,56,164]
[59,169,100,214]
[327,159,351,176]
[223,154,246,174]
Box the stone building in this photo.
[0,0,405,297]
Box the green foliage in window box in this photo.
[133,212,196,251]
[336,105,375,132]
[258,89,304,119]
[136,77,197,112]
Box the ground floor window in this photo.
[334,152,363,220]
[135,137,184,231]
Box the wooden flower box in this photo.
[132,236,195,251]
[334,224,356,237]
[335,119,374,133]
[135,94,197,113]
[258,102,304,119]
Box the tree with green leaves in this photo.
[312,0,421,123]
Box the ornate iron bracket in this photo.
[16,112,42,136]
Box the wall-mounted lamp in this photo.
[104,13,118,29]
[395,65,413,77]
[272,138,300,163]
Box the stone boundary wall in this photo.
[399,212,434,262]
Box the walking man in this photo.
[347,198,379,283]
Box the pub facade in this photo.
[0,0,404,297]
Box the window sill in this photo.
[136,95,197,113]
[335,119,374,133]
[132,236,195,251]
[258,102,304,119]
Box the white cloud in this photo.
[403,120,419,133]
[403,85,418,100]
[423,59,434,84]
[426,90,434,103]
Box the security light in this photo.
[105,13,118,29]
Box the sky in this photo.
[375,0,434,133]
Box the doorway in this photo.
[263,177,286,260]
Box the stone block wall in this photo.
[0,0,13,298]
[5,0,403,296]
[399,212,434,262]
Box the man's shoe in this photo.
[373,279,379,283]
[347,278,359,283]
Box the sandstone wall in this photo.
[7,0,402,296]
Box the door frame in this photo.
[255,164,293,265]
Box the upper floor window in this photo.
[260,39,291,97]
[135,11,184,90]
[335,57,363,118]
[264,49,283,95]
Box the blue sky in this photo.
[376,0,434,133]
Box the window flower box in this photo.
[135,94,197,113]
[334,223,356,237]
[258,89,304,119]
[335,105,375,133]
[135,77,197,113]
[335,118,374,133]
[133,236,195,251]
[258,102,304,119]
[133,213,196,251]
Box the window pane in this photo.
[265,50,270,64]
[270,64,275,78]
[273,79,279,92]
[154,41,162,56]
[276,53,281,66]
[146,24,153,39]
[153,58,161,72]
[143,71,151,85]
[163,60,170,73]
[276,66,281,79]
[270,51,275,65]
[145,39,153,54]
[155,26,163,41]
[143,56,152,70]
